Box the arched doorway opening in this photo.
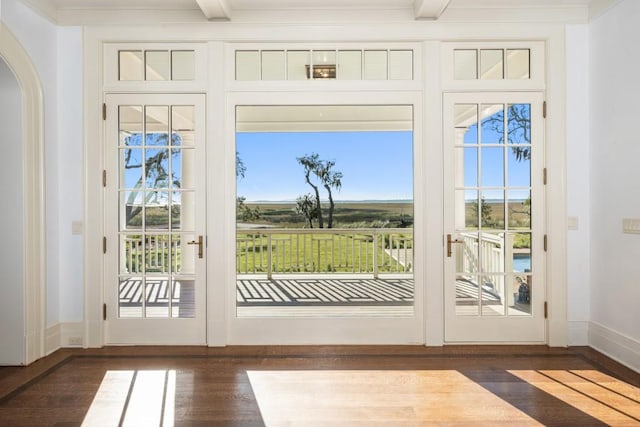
[0,24,45,365]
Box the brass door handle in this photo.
[446,234,463,258]
[187,235,203,259]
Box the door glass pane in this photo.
[456,274,479,315]
[145,106,169,145]
[120,148,143,189]
[508,190,531,229]
[480,147,504,187]
[454,50,477,80]
[507,49,530,79]
[171,51,195,80]
[455,232,478,274]
[337,50,362,80]
[145,277,170,318]
[507,104,531,145]
[389,50,413,80]
[144,192,170,230]
[509,274,532,315]
[119,277,143,318]
[364,50,387,80]
[172,279,195,318]
[508,148,531,187]
[480,50,503,80]
[261,51,286,80]
[454,104,478,144]
[480,105,504,144]
[455,148,477,187]
[144,149,170,188]
[456,190,477,229]
[145,51,170,81]
[119,106,142,146]
[480,190,504,229]
[172,106,195,147]
[119,51,143,81]
[121,191,143,230]
[480,275,505,316]
[236,51,260,80]
[287,51,309,80]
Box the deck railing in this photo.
[236,228,413,278]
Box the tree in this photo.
[296,153,343,228]
[297,154,324,228]
[123,133,180,224]
[236,151,260,222]
[482,104,531,161]
[295,194,318,228]
[470,196,495,228]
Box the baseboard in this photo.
[568,320,589,346]
[45,322,85,353]
[588,321,640,373]
[45,324,61,355]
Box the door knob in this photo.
[446,234,463,258]
[187,235,203,259]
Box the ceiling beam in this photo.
[195,0,231,20]
[413,0,452,20]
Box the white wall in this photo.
[565,24,591,345]
[1,0,84,329]
[0,57,25,364]
[588,0,640,365]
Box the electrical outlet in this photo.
[68,337,83,346]
[623,218,640,234]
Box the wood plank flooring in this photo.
[0,346,638,426]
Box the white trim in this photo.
[589,321,640,373]
[83,29,105,348]
[568,320,589,346]
[45,322,86,353]
[83,22,569,348]
[545,29,568,347]
[0,24,46,365]
[45,323,61,355]
[589,0,622,21]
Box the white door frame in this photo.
[442,91,546,344]
[224,90,426,345]
[0,24,46,365]
[82,24,568,348]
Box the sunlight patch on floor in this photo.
[508,369,640,426]
[248,370,542,426]
[82,370,176,427]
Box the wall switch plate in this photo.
[72,221,83,235]
[568,216,579,230]
[622,218,640,234]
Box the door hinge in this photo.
[102,170,107,187]
[544,301,548,319]
[103,236,107,254]
[543,234,548,252]
[103,303,107,320]
[543,168,547,185]
[543,101,547,119]
[102,103,107,120]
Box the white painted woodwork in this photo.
[0,57,25,365]
[0,22,45,365]
[195,0,231,20]
[414,0,452,19]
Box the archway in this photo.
[0,23,45,365]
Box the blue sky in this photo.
[236,131,414,201]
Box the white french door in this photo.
[443,92,546,343]
[104,93,207,345]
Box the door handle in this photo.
[446,234,463,258]
[187,235,203,259]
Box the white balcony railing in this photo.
[236,228,413,279]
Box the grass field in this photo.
[238,201,414,229]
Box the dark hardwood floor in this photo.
[0,346,638,426]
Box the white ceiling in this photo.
[22,0,617,24]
